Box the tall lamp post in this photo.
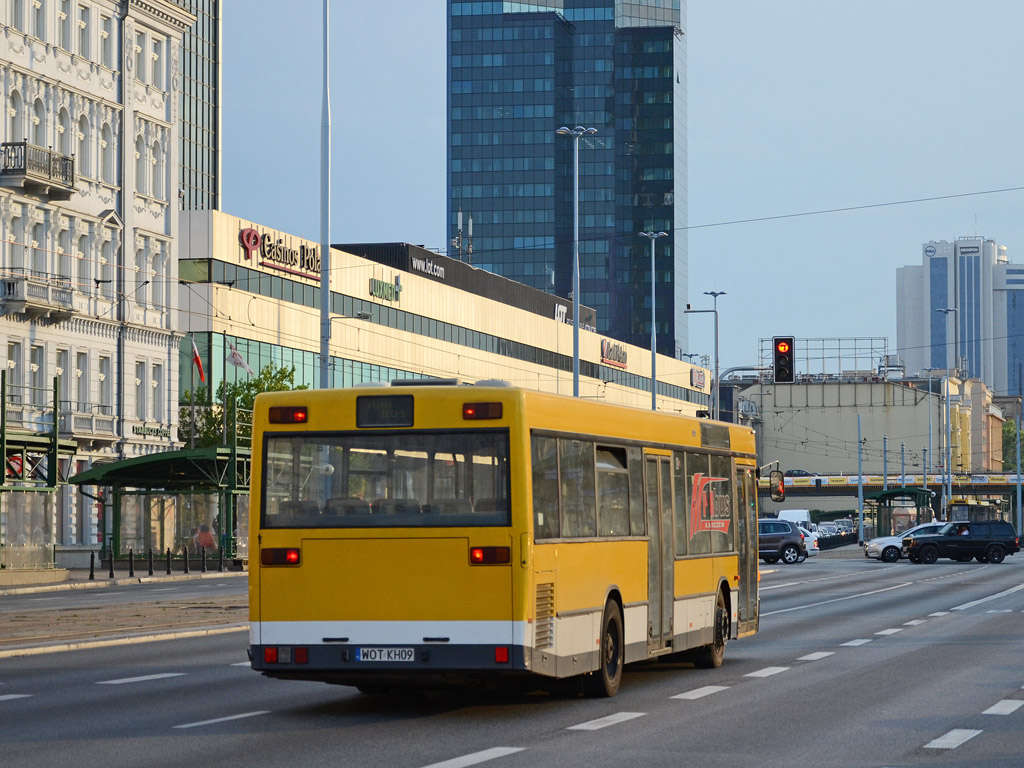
[704,291,726,419]
[923,367,939,492]
[937,307,957,508]
[556,126,596,398]
[639,230,667,411]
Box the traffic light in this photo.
[773,336,795,383]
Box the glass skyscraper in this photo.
[173,0,221,210]
[447,0,687,354]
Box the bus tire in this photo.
[694,590,728,669]
[584,600,623,698]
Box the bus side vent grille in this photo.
[535,583,555,649]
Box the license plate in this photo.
[356,647,415,662]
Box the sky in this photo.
[222,1,1024,374]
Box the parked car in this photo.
[798,526,819,559]
[758,519,807,565]
[902,520,1020,564]
[865,522,946,562]
[817,523,839,537]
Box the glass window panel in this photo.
[559,438,596,538]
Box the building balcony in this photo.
[0,141,76,199]
[58,403,118,448]
[1,270,75,322]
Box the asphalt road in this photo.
[1,552,1022,767]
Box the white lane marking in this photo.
[841,639,872,647]
[797,652,835,661]
[174,711,270,729]
[876,628,903,636]
[759,572,873,591]
[230,661,250,667]
[904,619,927,626]
[671,685,729,700]
[567,712,646,731]
[929,611,950,617]
[924,729,982,749]
[744,666,789,678]
[761,582,913,616]
[0,694,32,701]
[150,588,179,592]
[28,596,59,601]
[98,673,187,685]
[983,700,1024,716]
[952,583,1024,612]
[419,747,525,768]
[986,610,1013,614]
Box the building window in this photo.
[56,348,70,410]
[151,38,163,89]
[100,14,112,68]
[57,107,71,155]
[100,123,113,183]
[7,341,22,395]
[9,90,23,143]
[76,234,89,289]
[77,4,90,59]
[30,344,44,406]
[32,0,45,39]
[135,135,146,193]
[58,0,70,50]
[99,239,113,298]
[58,227,71,279]
[11,0,25,31]
[30,222,45,277]
[150,250,162,307]
[9,214,24,271]
[76,114,90,176]
[76,351,88,411]
[151,139,163,198]
[98,356,111,413]
[31,98,44,146]
[134,32,146,81]
[135,247,146,305]
[135,361,146,420]
[152,363,163,422]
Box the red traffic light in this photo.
[776,340,790,354]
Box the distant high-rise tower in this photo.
[172,0,221,210]
[447,0,687,354]
[897,237,1024,395]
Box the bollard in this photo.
[166,547,172,575]
[218,545,224,573]
[148,548,154,576]
[89,551,95,581]
[128,547,135,578]
[108,549,114,579]
[183,545,190,574]
[201,546,208,573]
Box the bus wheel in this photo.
[584,601,623,698]
[694,591,728,669]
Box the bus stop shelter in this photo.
[866,487,938,537]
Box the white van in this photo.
[777,509,813,530]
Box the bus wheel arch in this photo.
[693,587,729,669]
[583,594,624,698]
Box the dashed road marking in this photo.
[761,582,913,617]
[0,694,32,701]
[797,652,835,661]
[986,610,1013,614]
[903,619,926,626]
[841,639,872,647]
[983,700,1024,716]
[174,710,270,729]
[924,729,982,749]
[419,747,526,768]
[953,584,1024,612]
[744,666,789,678]
[671,685,729,700]
[567,712,646,731]
[875,628,903,636]
[929,611,950,617]
[98,673,187,685]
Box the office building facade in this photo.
[447,0,687,355]
[897,237,1024,395]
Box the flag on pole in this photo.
[191,338,206,383]
[227,342,255,375]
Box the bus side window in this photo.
[531,435,560,539]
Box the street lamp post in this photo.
[704,291,726,420]
[923,367,940,491]
[936,307,957,508]
[639,231,667,411]
[556,126,596,398]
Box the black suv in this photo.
[758,519,807,565]
[902,520,1020,564]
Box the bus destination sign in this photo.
[356,395,414,428]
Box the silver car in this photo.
[864,522,945,562]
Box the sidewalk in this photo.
[0,565,245,597]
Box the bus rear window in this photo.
[261,429,511,528]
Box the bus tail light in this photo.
[264,647,278,664]
[463,402,502,420]
[269,406,308,424]
[469,546,511,565]
[261,547,301,566]
[263,646,308,664]
[495,646,509,664]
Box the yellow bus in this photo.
[248,381,760,697]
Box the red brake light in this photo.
[495,646,509,664]
[269,406,308,424]
[469,546,511,565]
[463,402,502,420]
[294,647,308,664]
[264,647,278,664]
[261,547,301,566]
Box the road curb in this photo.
[0,623,250,659]
[0,570,245,597]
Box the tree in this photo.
[1003,420,1024,471]
[179,364,307,449]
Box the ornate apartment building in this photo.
[0,0,194,565]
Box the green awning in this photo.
[68,446,250,492]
